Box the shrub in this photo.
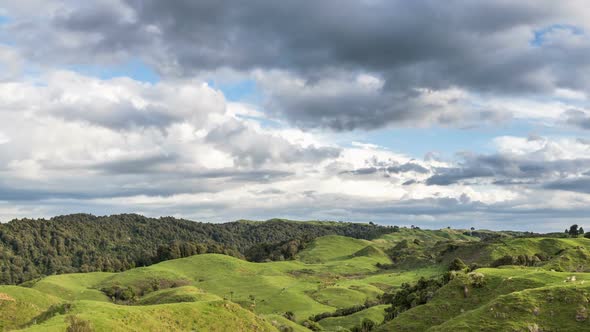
[351,318,376,332]
[449,258,467,271]
[66,316,94,332]
[383,276,446,321]
[468,272,485,288]
[283,311,296,322]
[101,284,136,303]
[302,320,322,331]
[491,255,516,267]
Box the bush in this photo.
[449,258,467,271]
[468,272,485,288]
[66,316,94,332]
[101,284,136,302]
[283,311,296,321]
[351,318,376,332]
[491,255,516,267]
[383,276,446,321]
[302,320,322,331]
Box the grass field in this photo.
[378,266,590,331]
[3,229,590,331]
[0,234,405,331]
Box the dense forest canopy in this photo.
[0,214,392,284]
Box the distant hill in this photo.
[0,214,392,284]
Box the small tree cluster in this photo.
[491,254,543,267]
[382,276,446,321]
[565,224,585,237]
[101,284,136,303]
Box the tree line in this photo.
[0,214,392,284]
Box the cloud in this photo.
[1,1,590,231]
[564,109,590,130]
[340,161,430,177]
[425,136,590,186]
[205,118,341,167]
[3,1,589,130]
[544,177,590,194]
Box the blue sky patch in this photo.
[531,24,583,46]
[209,79,260,103]
[68,58,160,83]
[353,119,550,159]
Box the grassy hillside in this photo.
[0,234,403,331]
[431,283,590,331]
[2,223,590,331]
[0,286,62,331]
[318,305,389,331]
[379,267,590,331]
[21,300,277,332]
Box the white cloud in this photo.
[1,1,590,231]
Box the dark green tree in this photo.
[569,224,580,237]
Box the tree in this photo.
[470,227,475,236]
[579,227,585,235]
[569,224,580,237]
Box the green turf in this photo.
[31,272,113,302]
[19,300,277,332]
[263,314,313,332]
[430,284,590,331]
[378,267,590,331]
[297,235,375,263]
[6,231,588,331]
[310,286,371,308]
[318,304,389,331]
[136,286,222,305]
[0,286,63,330]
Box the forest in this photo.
[0,214,392,284]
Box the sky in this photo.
[0,1,589,231]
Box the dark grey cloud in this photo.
[387,163,429,174]
[4,0,589,130]
[0,166,293,202]
[544,177,590,194]
[564,110,590,130]
[93,154,176,174]
[50,100,178,130]
[341,161,430,179]
[426,152,590,186]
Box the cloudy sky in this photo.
[0,1,589,231]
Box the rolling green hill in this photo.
[1,216,589,331]
[1,234,402,331]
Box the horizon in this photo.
[1,212,583,234]
[0,1,589,232]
